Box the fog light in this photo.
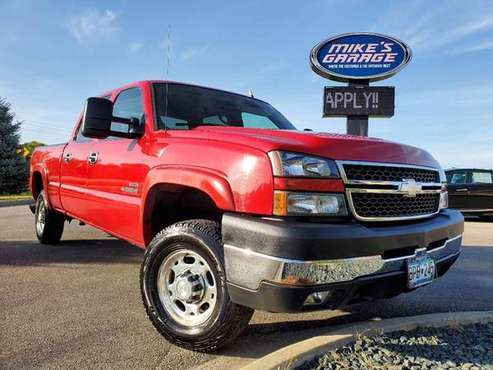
[304,291,332,306]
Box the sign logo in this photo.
[310,33,412,82]
[399,179,422,198]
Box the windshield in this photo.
[153,83,296,130]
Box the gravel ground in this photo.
[299,322,493,370]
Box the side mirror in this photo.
[81,97,144,139]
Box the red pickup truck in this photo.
[30,80,464,351]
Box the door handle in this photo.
[63,152,72,163]
[456,188,469,192]
[87,152,99,165]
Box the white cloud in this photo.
[68,9,119,42]
[414,14,493,51]
[128,41,143,53]
[451,40,493,55]
[369,2,493,55]
[181,44,210,60]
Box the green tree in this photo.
[20,140,45,158]
[0,98,27,194]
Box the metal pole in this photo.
[347,79,369,136]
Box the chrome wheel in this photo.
[36,201,46,236]
[157,249,217,327]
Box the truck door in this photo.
[85,87,149,244]
[468,170,493,211]
[59,121,94,220]
[447,169,471,211]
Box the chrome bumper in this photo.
[224,234,462,290]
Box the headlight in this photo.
[268,151,339,178]
[274,191,348,216]
[439,185,448,210]
[438,166,448,210]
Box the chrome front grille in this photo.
[343,164,440,183]
[351,192,440,219]
[338,161,442,221]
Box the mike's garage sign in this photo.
[310,33,412,82]
[310,32,412,136]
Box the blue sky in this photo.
[1,0,492,168]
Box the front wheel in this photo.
[35,190,65,244]
[140,219,253,352]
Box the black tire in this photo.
[479,216,493,222]
[35,190,64,244]
[140,219,253,352]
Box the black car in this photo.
[446,168,493,220]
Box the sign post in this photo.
[347,80,369,136]
[310,33,411,136]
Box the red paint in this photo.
[30,80,441,249]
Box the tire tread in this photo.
[36,190,64,244]
[140,219,253,352]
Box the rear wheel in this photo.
[35,190,64,244]
[140,219,253,352]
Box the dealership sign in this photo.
[323,86,394,117]
[310,33,412,82]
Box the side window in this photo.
[448,170,468,184]
[112,88,144,133]
[471,171,493,184]
[75,119,89,142]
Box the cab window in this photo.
[112,88,144,133]
[471,171,493,184]
[447,170,468,184]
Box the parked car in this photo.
[30,80,464,351]
[446,168,493,220]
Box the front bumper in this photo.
[222,209,464,312]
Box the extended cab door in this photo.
[447,169,471,211]
[84,87,149,244]
[59,121,94,219]
[468,170,493,211]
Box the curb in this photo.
[240,310,493,370]
[0,199,33,208]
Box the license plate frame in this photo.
[406,252,436,289]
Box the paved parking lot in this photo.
[1,205,492,369]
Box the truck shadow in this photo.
[2,237,492,364]
[0,239,143,266]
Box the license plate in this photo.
[407,254,435,289]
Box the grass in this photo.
[0,191,32,201]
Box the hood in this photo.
[167,127,440,168]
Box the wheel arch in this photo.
[141,166,235,246]
[31,171,44,200]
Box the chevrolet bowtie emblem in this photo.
[399,179,421,198]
